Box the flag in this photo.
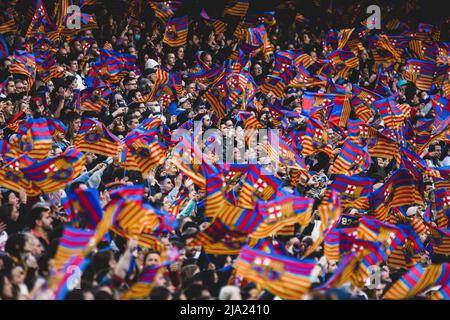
[384,263,450,300]
[26,0,55,40]
[52,226,95,272]
[331,137,372,175]
[121,265,165,300]
[372,98,406,131]
[250,196,313,239]
[0,155,39,196]
[0,33,9,59]
[404,59,435,92]
[434,179,450,229]
[328,174,374,209]
[0,19,17,34]
[7,117,53,161]
[9,50,36,90]
[190,218,248,255]
[266,129,310,177]
[149,1,175,23]
[163,15,188,47]
[35,50,65,82]
[66,188,104,229]
[224,0,250,17]
[74,118,120,157]
[303,191,341,258]
[326,50,359,78]
[88,48,137,84]
[21,147,86,194]
[122,128,167,175]
[235,246,316,299]
[51,255,91,300]
[302,117,333,158]
[240,25,272,58]
[369,169,423,221]
[238,164,281,209]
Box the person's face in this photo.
[15,82,26,93]
[203,116,211,127]
[70,60,79,73]
[253,64,262,76]
[187,83,196,94]
[72,118,82,132]
[168,53,176,66]
[154,272,167,287]
[31,237,44,257]
[128,46,137,57]
[192,35,200,46]
[125,79,138,91]
[74,41,82,53]
[6,81,15,94]
[8,193,19,208]
[434,145,442,158]
[86,152,97,164]
[83,291,95,300]
[11,266,25,285]
[91,43,99,56]
[203,54,213,68]
[128,118,140,129]
[39,210,53,231]
[225,120,233,131]
[377,158,388,168]
[177,47,185,60]
[4,100,14,114]
[181,100,192,110]
[164,179,174,193]
[145,253,161,267]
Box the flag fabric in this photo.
[9,50,36,90]
[0,33,9,59]
[7,117,53,161]
[238,164,281,209]
[21,147,86,194]
[74,118,120,157]
[266,129,309,177]
[369,169,423,221]
[121,130,167,176]
[0,19,18,34]
[250,196,313,239]
[235,246,316,299]
[51,255,91,300]
[0,155,39,196]
[52,226,95,272]
[121,265,165,300]
[404,59,436,92]
[331,137,372,175]
[163,16,188,47]
[240,25,272,58]
[190,218,249,255]
[384,263,450,299]
[302,117,333,158]
[224,0,250,17]
[326,50,359,78]
[328,174,374,209]
[66,188,104,229]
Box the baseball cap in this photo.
[145,59,159,70]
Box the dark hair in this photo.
[184,283,209,300]
[0,204,15,224]
[27,207,49,230]
[150,285,171,300]
[123,76,134,86]
[4,233,29,260]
